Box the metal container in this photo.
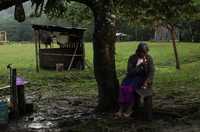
[0,101,8,124]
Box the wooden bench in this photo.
[135,87,153,121]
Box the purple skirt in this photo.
[118,76,145,106]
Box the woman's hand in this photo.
[143,78,153,89]
[136,58,144,66]
[142,56,148,65]
[142,81,148,89]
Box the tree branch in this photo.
[69,0,95,8]
[0,0,96,12]
[0,0,29,11]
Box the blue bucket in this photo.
[0,101,8,124]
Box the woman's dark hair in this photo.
[136,42,149,54]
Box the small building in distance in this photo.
[154,26,180,41]
[32,24,86,72]
[116,32,128,41]
[0,31,7,44]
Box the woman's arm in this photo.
[144,56,155,87]
[127,55,138,76]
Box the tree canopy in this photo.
[0,0,200,112]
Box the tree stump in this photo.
[56,63,64,72]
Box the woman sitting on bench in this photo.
[115,42,155,118]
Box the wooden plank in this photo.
[34,30,39,72]
[0,81,29,90]
[41,53,83,57]
[0,85,10,90]
[136,88,153,97]
[67,42,79,71]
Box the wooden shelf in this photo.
[41,53,83,57]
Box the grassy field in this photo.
[0,42,200,131]
[1,42,200,98]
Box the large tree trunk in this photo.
[169,25,181,70]
[92,1,119,112]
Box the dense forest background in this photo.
[0,2,199,42]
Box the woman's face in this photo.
[138,51,147,58]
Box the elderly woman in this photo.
[115,42,155,118]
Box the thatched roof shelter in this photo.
[32,24,86,72]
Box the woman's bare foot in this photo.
[123,111,132,118]
[123,113,131,118]
[114,112,122,119]
[123,104,134,118]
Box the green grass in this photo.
[0,42,200,104]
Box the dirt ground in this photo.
[1,90,200,132]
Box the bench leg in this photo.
[135,93,141,108]
[17,85,26,116]
[144,96,153,121]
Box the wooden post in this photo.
[81,34,85,70]
[17,85,25,115]
[144,96,153,121]
[34,30,39,72]
[135,88,153,121]
[38,30,41,49]
[67,42,79,71]
[4,31,7,42]
[10,69,19,118]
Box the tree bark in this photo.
[92,1,119,112]
[169,26,181,70]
